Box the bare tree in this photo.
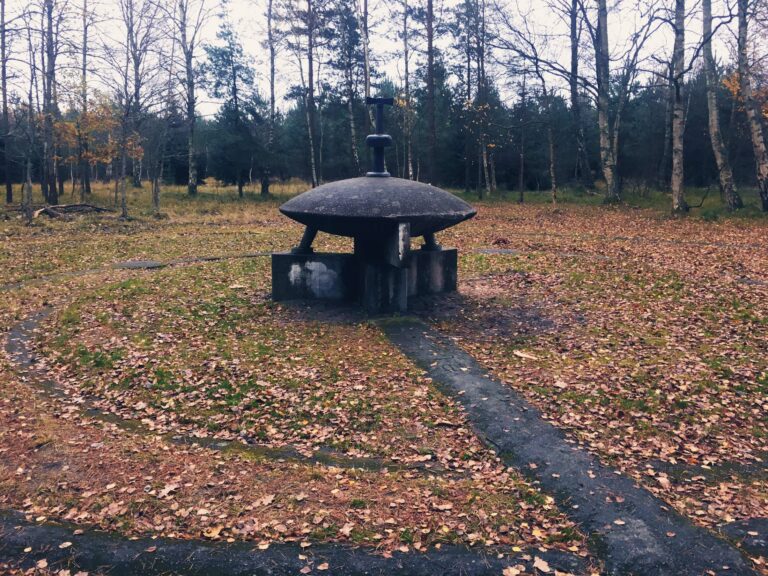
[567,0,591,187]
[546,0,592,187]
[426,0,436,183]
[285,0,320,187]
[121,0,162,188]
[402,0,414,179]
[101,0,162,216]
[161,0,209,196]
[262,0,277,195]
[493,14,557,202]
[656,61,673,189]
[331,0,361,175]
[475,0,492,197]
[353,0,372,134]
[21,9,38,220]
[150,31,176,216]
[703,0,741,209]
[41,0,64,204]
[737,0,768,211]
[76,0,95,201]
[581,0,660,202]
[670,0,687,213]
[493,0,658,201]
[1,0,11,203]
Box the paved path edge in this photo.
[380,317,756,576]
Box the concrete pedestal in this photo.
[272,252,357,302]
[271,248,458,314]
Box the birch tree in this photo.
[76,0,95,201]
[670,0,687,213]
[426,0,436,184]
[284,0,320,187]
[702,0,741,209]
[262,0,277,195]
[737,0,768,211]
[580,0,660,202]
[121,0,162,188]
[1,0,11,203]
[162,0,209,196]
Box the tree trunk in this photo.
[152,175,160,215]
[703,0,741,210]
[262,0,276,196]
[1,0,11,203]
[23,156,33,222]
[306,0,318,187]
[403,0,413,180]
[78,0,92,203]
[657,64,674,190]
[426,0,436,184]
[518,74,526,203]
[670,0,688,213]
[595,0,618,202]
[477,0,490,197]
[120,133,128,218]
[569,0,592,188]
[737,0,768,211]
[463,0,471,194]
[180,4,198,198]
[131,28,143,189]
[43,0,58,205]
[186,51,197,196]
[347,84,360,174]
[489,150,497,194]
[546,91,558,204]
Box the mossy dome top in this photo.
[279,177,477,238]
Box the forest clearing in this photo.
[1,185,766,575]
[2,0,768,571]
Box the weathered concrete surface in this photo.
[272,249,459,314]
[380,318,756,576]
[272,252,357,302]
[112,260,166,270]
[721,518,768,558]
[279,177,476,238]
[0,512,588,576]
[408,248,458,296]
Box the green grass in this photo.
[450,184,768,220]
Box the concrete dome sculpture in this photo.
[279,177,476,239]
[272,97,476,313]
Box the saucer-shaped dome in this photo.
[280,177,476,238]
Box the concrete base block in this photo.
[361,263,408,314]
[408,249,458,296]
[271,248,459,314]
[272,253,356,301]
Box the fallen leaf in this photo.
[203,525,223,539]
[513,350,539,360]
[533,556,551,573]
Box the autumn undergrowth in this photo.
[0,200,591,559]
[432,203,768,541]
[1,182,767,573]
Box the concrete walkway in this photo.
[380,317,756,576]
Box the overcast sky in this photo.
[4,0,748,118]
